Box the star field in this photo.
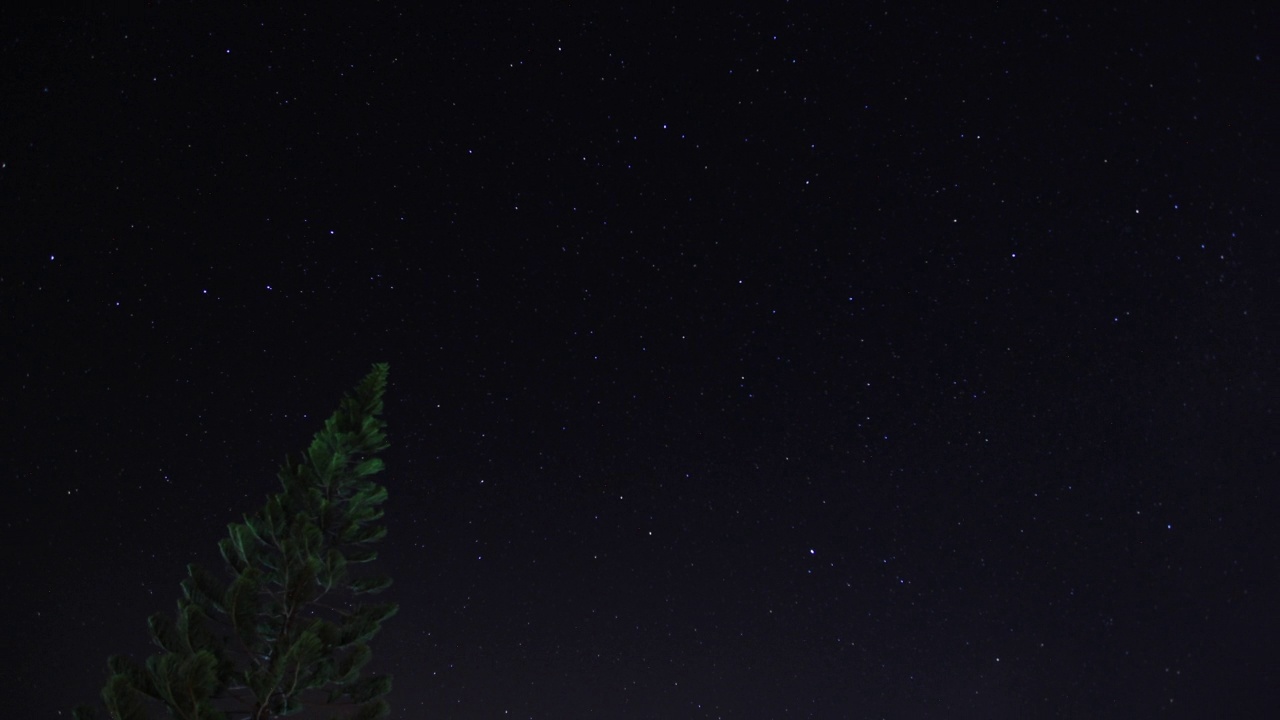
[4,4,1275,718]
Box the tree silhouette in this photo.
[75,363,398,720]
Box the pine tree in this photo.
[75,363,398,720]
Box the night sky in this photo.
[5,4,1276,718]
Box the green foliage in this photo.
[78,364,398,719]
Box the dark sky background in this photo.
[4,4,1276,718]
